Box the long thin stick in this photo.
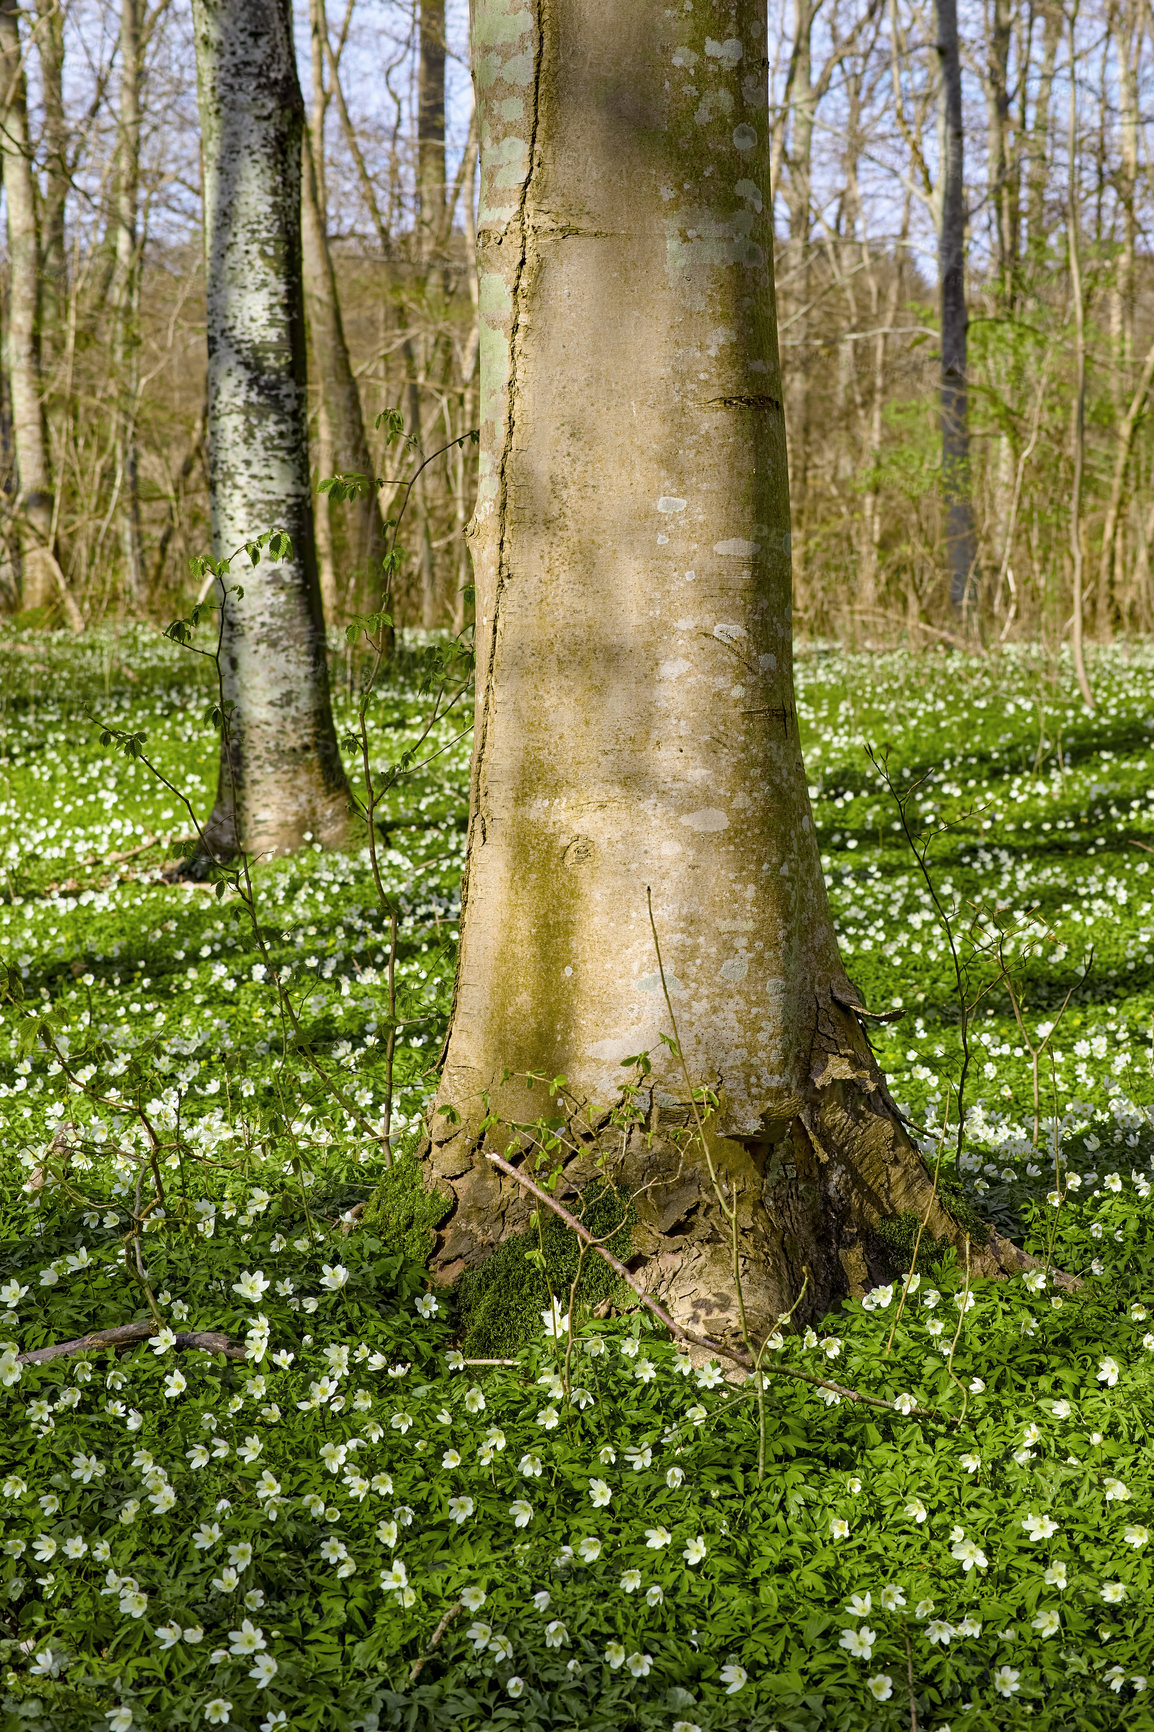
[485,1150,943,1420]
[17,1322,246,1365]
[409,1599,462,1683]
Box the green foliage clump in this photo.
[937,1174,992,1246]
[360,1153,452,1263]
[871,1208,949,1273]
[455,1181,635,1358]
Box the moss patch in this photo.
[360,1154,452,1264]
[937,1176,992,1247]
[872,1208,949,1274]
[872,1186,990,1277]
[454,1181,636,1358]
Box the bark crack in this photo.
[467,1,546,865]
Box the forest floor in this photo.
[0,628,1152,1732]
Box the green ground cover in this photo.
[0,630,1152,1732]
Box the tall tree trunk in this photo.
[984,0,1015,309]
[32,0,66,371]
[301,125,390,622]
[936,0,979,615]
[417,0,447,258]
[1026,4,1059,264]
[987,0,1018,601]
[419,0,1026,1343]
[0,0,80,628]
[1066,6,1094,705]
[410,0,448,628]
[190,0,349,861]
[112,0,145,606]
[1114,0,1138,367]
[1102,0,1140,631]
[782,0,814,577]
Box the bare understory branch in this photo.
[484,1150,946,1423]
[409,1599,462,1683]
[16,1322,247,1364]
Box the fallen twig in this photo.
[409,1599,462,1683]
[42,834,195,897]
[83,833,191,870]
[485,1150,944,1421]
[17,1322,247,1365]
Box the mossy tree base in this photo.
[417,992,1037,1352]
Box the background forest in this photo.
[0,0,1151,644]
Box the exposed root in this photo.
[414,982,1078,1345]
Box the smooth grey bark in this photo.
[935,0,979,614]
[782,0,815,561]
[190,0,349,861]
[0,0,80,627]
[418,0,1026,1343]
[417,0,447,257]
[32,0,67,369]
[300,125,390,623]
[984,0,1015,308]
[111,0,145,605]
[1025,4,1059,261]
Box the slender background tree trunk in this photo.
[411,0,447,629]
[936,0,979,616]
[417,0,446,257]
[1026,5,1059,266]
[1066,5,1094,710]
[32,0,67,372]
[112,0,145,607]
[0,0,80,627]
[301,125,389,623]
[190,0,349,861]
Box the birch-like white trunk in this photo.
[421,0,1025,1340]
[191,0,349,860]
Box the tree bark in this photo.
[300,125,390,622]
[1066,4,1094,708]
[190,0,350,861]
[111,0,145,606]
[32,0,67,369]
[984,0,1015,310]
[418,0,1019,1347]
[936,0,979,615]
[1025,5,1059,265]
[0,0,80,627]
[417,0,447,258]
